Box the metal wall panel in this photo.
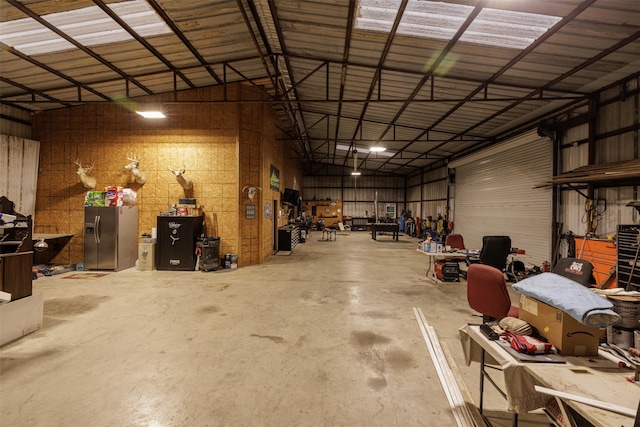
[0,106,32,139]
[559,127,590,238]
[420,167,449,222]
[559,82,639,239]
[302,173,404,218]
[0,135,40,216]
[453,133,552,266]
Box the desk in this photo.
[459,324,639,426]
[32,233,74,265]
[417,249,468,280]
[371,223,399,240]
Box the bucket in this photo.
[607,325,635,348]
[230,254,238,269]
[607,295,640,329]
[223,254,231,269]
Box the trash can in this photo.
[198,237,220,271]
[138,243,156,271]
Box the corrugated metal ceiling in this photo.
[1,0,639,176]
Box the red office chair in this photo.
[467,264,519,322]
[445,233,466,252]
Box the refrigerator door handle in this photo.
[95,215,101,244]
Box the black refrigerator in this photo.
[156,215,203,270]
[84,206,138,271]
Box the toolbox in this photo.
[434,260,460,282]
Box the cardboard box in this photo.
[519,295,599,356]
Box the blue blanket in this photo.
[512,273,621,327]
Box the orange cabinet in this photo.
[574,237,617,288]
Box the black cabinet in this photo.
[617,224,640,291]
[278,226,300,252]
[156,215,203,270]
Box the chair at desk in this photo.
[467,264,519,322]
[467,235,512,273]
[552,257,596,287]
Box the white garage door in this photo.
[450,130,552,266]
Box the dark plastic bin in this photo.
[198,236,220,271]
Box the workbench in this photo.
[371,223,399,240]
[459,324,639,426]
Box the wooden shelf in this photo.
[537,159,640,188]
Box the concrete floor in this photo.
[0,230,548,426]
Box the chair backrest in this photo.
[445,233,465,250]
[466,264,512,321]
[479,235,511,271]
[552,257,595,287]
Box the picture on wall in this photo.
[270,165,280,191]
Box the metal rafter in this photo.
[0,76,74,108]
[405,31,640,173]
[376,0,598,173]
[265,0,316,163]
[146,0,223,85]
[362,0,489,171]
[6,0,154,96]
[236,0,304,157]
[0,42,111,102]
[343,0,408,170]
[330,0,358,165]
[91,0,195,89]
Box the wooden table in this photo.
[459,324,639,427]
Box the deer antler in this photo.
[168,165,192,190]
[73,158,97,189]
[125,155,146,184]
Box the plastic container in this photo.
[198,237,220,272]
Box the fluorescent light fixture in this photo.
[351,171,362,176]
[356,0,561,50]
[370,146,386,152]
[136,111,166,119]
[0,1,172,56]
[336,144,395,157]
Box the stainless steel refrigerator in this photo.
[84,206,138,271]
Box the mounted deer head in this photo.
[167,165,193,190]
[125,155,147,184]
[242,186,262,202]
[74,159,96,189]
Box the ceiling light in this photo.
[370,146,386,152]
[351,171,362,176]
[336,144,395,157]
[136,111,165,119]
